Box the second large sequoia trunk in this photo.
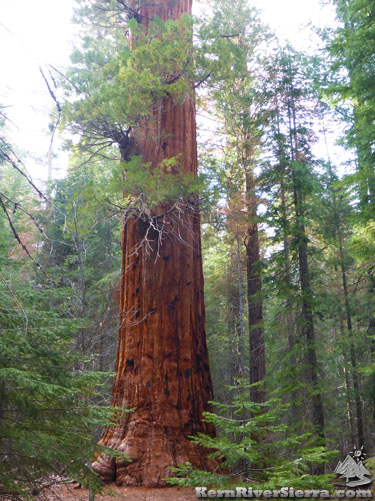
[92,0,216,487]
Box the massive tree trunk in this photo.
[92,0,216,487]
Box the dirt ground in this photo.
[38,483,197,500]
[36,483,372,501]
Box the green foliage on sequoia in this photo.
[105,154,220,212]
[4,0,375,495]
[62,11,195,152]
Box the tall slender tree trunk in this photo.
[367,271,375,430]
[235,231,246,377]
[325,163,362,447]
[288,86,325,453]
[92,0,216,487]
[294,202,325,443]
[276,105,296,390]
[244,165,266,404]
[228,279,242,385]
[338,310,356,446]
[280,162,298,421]
[280,180,295,358]
[327,160,364,447]
[337,227,364,447]
[228,235,246,384]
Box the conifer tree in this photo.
[318,163,365,447]
[0,123,116,498]
[62,0,217,486]
[324,0,375,439]
[202,0,268,402]
[265,50,326,457]
[327,0,375,213]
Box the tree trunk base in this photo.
[92,418,216,487]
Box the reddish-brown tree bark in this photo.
[92,0,216,487]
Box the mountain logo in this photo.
[335,446,372,487]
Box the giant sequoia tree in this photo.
[62,0,216,487]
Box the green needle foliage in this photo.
[166,384,335,491]
[0,263,128,499]
[3,0,375,495]
[61,8,197,160]
[0,130,127,499]
[323,0,375,218]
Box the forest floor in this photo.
[38,483,197,500]
[32,482,366,501]
[35,480,367,501]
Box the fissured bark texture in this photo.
[92,0,216,487]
